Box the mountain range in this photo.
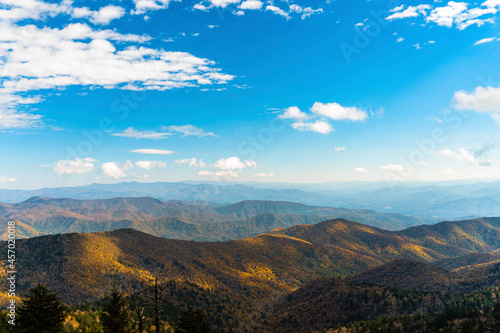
[4,216,500,332]
[3,180,500,221]
[0,197,427,240]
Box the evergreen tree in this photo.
[101,288,128,333]
[16,284,66,333]
[176,307,211,333]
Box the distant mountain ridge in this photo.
[2,179,500,220]
[0,197,428,240]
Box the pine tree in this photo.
[176,307,211,333]
[16,284,66,333]
[101,288,128,333]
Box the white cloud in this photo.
[474,37,498,45]
[0,176,17,182]
[386,1,500,30]
[174,158,207,168]
[355,167,368,173]
[72,5,125,25]
[397,37,405,42]
[380,164,409,172]
[132,0,180,14]
[442,168,455,175]
[0,0,71,22]
[239,0,263,10]
[253,173,275,177]
[111,127,172,140]
[437,148,476,163]
[130,149,175,154]
[426,2,468,28]
[208,0,241,8]
[0,108,43,129]
[266,5,290,19]
[101,162,127,178]
[162,125,217,137]
[193,2,209,11]
[54,157,97,175]
[213,156,256,170]
[135,160,167,170]
[198,170,238,177]
[386,4,432,21]
[278,106,309,121]
[289,4,323,20]
[310,102,368,121]
[292,121,333,134]
[453,86,500,125]
[334,147,346,151]
[0,21,233,128]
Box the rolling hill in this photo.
[5,217,500,331]
[0,197,428,240]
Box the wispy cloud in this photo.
[130,149,175,155]
[174,158,207,168]
[112,127,173,140]
[162,125,217,137]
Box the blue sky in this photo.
[1,0,500,189]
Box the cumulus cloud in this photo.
[130,149,175,154]
[162,125,217,137]
[380,164,409,172]
[279,102,368,135]
[54,157,97,175]
[135,160,167,170]
[453,86,500,125]
[355,167,368,173]
[292,121,333,134]
[437,148,476,163]
[131,0,180,14]
[213,156,256,170]
[239,0,263,10]
[453,86,500,112]
[0,176,17,182]
[174,158,207,168]
[310,102,368,121]
[278,106,310,121]
[72,5,125,25]
[101,162,127,178]
[112,127,172,140]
